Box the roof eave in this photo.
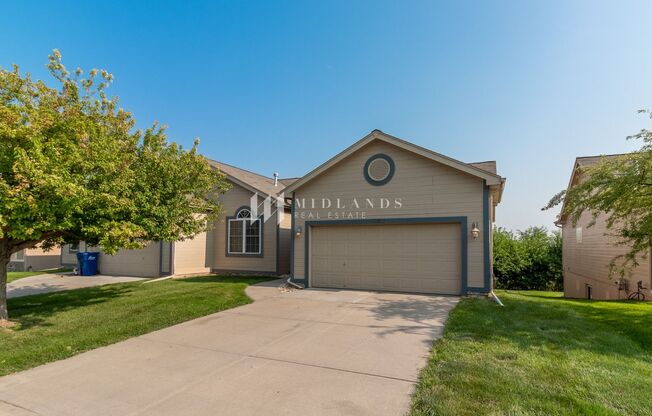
[285,130,503,193]
[211,167,274,198]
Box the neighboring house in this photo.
[284,129,505,295]
[60,239,209,278]
[61,161,295,278]
[8,245,62,272]
[557,155,652,300]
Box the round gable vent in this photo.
[364,154,395,186]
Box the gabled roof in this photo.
[207,160,286,197]
[576,154,627,168]
[278,177,301,187]
[284,130,504,194]
[468,161,497,175]
[556,153,626,225]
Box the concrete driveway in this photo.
[0,280,458,416]
[7,274,149,299]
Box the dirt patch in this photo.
[0,320,19,329]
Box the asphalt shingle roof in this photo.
[207,160,287,196]
[467,161,497,175]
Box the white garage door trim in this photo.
[304,217,469,294]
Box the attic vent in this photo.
[364,154,395,186]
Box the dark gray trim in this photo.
[159,241,164,276]
[275,215,280,274]
[211,268,279,276]
[303,216,468,294]
[170,241,175,276]
[225,205,264,258]
[290,192,297,282]
[363,153,395,186]
[482,180,491,292]
[159,241,173,276]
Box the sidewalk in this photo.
[8,274,149,298]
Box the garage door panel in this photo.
[421,278,459,293]
[311,223,461,294]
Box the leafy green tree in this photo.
[544,117,652,277]
[493,226,563,290]
[493,227,528,280]
[0,51,230,322]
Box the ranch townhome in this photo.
[4,10,652,416]
[286,130,505,295]
[61,161,295,277]
[56,130,505,297]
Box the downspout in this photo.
[287,190,302,290]
[489,291,504,306]
[286,277,304,289]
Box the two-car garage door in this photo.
[310,223,461,294]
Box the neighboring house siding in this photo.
[292,140,487,289]
[97,243,160,277]
[211,182,279,273]
[562,211,652,300]
[9,246,61,272]
[60,243,83,266]
[174,231,211,276]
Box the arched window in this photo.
[228,207,261,255]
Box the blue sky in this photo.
[2,1,652,231]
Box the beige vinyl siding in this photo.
[563,211,652,300]
[9,246,61,272]
[211,182,278,273]
[174,232,210,276]
[292,139,486,288]
[277,208,292,274]
[24,246,62,271]
[60,243,82,266]
[97,242,160,277]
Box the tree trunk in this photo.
[0,246,9,322]
[0,238,42,322]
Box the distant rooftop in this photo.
[576,153,628,167]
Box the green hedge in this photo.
[493,226,562,291]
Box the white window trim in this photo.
[227,217,262,255]
[10,250,25,262]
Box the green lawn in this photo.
[7,267,72,283]
[411,290,652,416]
[0,275,274,377]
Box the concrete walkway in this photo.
[0,280,458,416]
[7,274,149,299]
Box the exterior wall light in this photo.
[471,223,480,239]
[296,226,302,237]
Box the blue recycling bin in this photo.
[76,252,100,276]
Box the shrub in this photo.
[493,226,563,291]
